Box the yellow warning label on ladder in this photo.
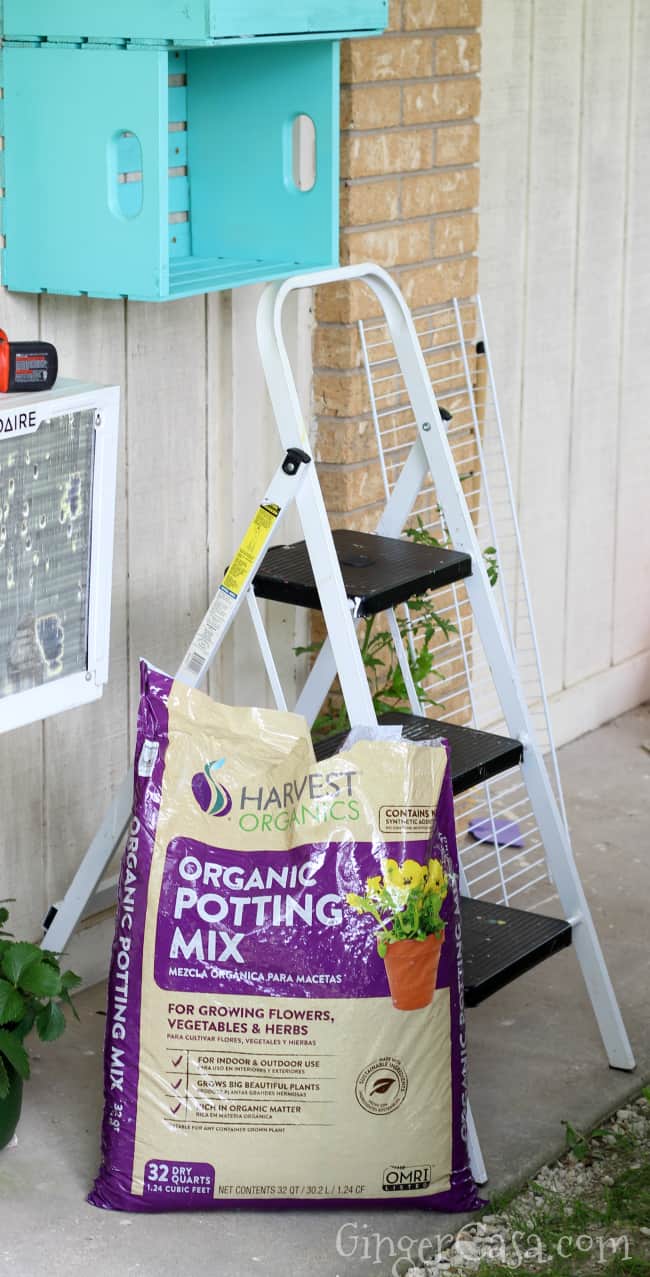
[222,502,280,598]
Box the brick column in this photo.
[313,0,481,531]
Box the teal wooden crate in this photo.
[3,41,340,300]
[2,0,388,44]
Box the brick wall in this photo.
[313,0,481,529]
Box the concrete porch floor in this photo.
[1,705,649,1277]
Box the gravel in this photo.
[403,1093,650,1276]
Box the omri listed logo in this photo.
[382,1164,432,1192]
[191,758,232,817]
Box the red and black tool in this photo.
[0,329,58,392]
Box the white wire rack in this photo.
[359,296,568,913]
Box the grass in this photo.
[460,1091,650,1276]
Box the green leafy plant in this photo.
[484,544,499,587]
[0,902,81,1100]
[296,520,498,739]
[345,855,448,958]
[561,1118,607,1163]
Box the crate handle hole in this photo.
[290,114,317,193]
[109,130,144,220]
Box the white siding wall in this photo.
[4,2,650,944]
[0,286,311,941]
[480,0,650,746]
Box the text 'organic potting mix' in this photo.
[91,662,480,1211]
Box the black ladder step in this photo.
[314,711,523,795]
[461,897,573,1007]
[254,529,472,617]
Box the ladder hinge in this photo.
[282,447,311,476]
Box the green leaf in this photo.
[0,1028,30,1080]
[1,941,42,986]
[373,697,402,717]
[293,641,324,657]
[0,1055,9,1100]
[13,1007,36,1042]
[19,960,62,999]
[405,519,444,549]
[59,988,81,1021]
[0,979,26,1026]
[60,970,82,993]
[35,1001,66,1042]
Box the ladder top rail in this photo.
[267,260,401,299]
[257,262,448,452]
[258,262,483,562]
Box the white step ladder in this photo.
[43,263,635,1189]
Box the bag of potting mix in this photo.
[90,662,480,1212]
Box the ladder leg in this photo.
[387,607,423,715]
[466,1100,488,1185]
[258,283,377,730]
[520,746,636,1071]
[246,591,288,712]
[294,471,376,728]
[295,638,337,726]
[42,772,133,952]
[296,610,421,727]
[571,919,636,1071]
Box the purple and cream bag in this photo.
[90,662,480,1212]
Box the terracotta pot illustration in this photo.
[384,931,445,1011]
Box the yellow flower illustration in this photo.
[345,892,365,912]
[381,857,402,887]
[379,860,409,908]
[401,859,426,888]
[343,848,448,969]
[425,858,447,896]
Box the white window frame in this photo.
[0,378,120,734]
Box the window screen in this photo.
[0,408,95,699]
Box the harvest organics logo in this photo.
[191,759,232,817]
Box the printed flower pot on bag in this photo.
[384,931,445,1011]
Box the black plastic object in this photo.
[0,329,58,392]
[461,897,572,1006]
[42,904,58,932]
[254,529,472,616]
[282,447,311,475]
[314,710,522,794]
